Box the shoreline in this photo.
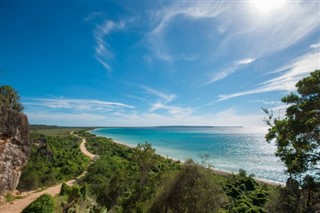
[89,129,285,186]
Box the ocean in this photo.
[90,126,287,183]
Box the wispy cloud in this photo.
[27,112,108,124]
[249,100,282,105]
[206,57,255,84]
[218,50,320,101]
[83,12,103,22]
[237,58,256,65]
[310,42,320,49]
[140,85,176,102]
[94,20,126,72]
[146,2,226,62]
[25,98,134,111]
[220,2,319,57]
[26,109,265,127]
[139,86,192,116]
[150,102,192,115]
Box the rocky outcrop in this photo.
[0,106,30,195]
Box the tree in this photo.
[0,85,24,111]
[264,70,320,212]
[264,70,320,180]
[151,159,227,213]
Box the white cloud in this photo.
[94,20,126,72]
[140,85,176,102]
[27,107,266,127]
[150,102,192,115]
[206,67,237,84]
[25,98,134,111]
[150,2,223,37]
[27,112,107,123]
[218,50,320,101]
[220,2,319,57]
[310,42,320,49]
[146,2,226,62]
[83,12,103,22]
[206,57,255,84]
[249,100,282,105]
[237,58,256,65]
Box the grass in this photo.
[4,192,26,202]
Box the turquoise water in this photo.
[90,126,287,183]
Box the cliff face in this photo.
[0,106,30,195]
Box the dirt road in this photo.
[0,132,94,213]
[72,132,95,160]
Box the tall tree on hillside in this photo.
[264,70,319,179]
[264,70,320,212]
[0,85,24,112]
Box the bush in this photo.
[22,194,54,213]
[18,133,90,191]
[59,182,70,196]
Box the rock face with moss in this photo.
[0,106,30,195]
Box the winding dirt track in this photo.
[72,132,95,160]
[0,132,94,213]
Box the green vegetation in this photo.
[22,194,54,213]
[0,85,24,112]
[264,70,320,212]
[224,170,270,212]
[17,128,90,191]
[264,70,320,179]
[23,71,320,212]
[29,124,94,134]
[54,183,106,213]
[4,192,21,202]
[55,131,273,213]
[150,159,227,213]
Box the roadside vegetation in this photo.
[17,127,91,191]
[50,131,273,213]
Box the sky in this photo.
[1,1,319,127]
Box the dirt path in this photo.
[0,179,75,213]
[0,132,95,213]
[71,132,95,160]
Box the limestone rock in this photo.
[0,106,30,195]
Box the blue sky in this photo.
[1,1,319,127]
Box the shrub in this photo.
[22,194,54,213]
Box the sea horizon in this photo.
[90,126,287,184]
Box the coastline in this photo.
[89,129,285,186]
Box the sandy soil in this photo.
[0,132,95,213]
[0,179,75,213]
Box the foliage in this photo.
[0,85,24,111]
[22,194,54,213]
[264,70,320,179]
[29,124,93,131]
[17,131,90,191]
[224,170,270,213]
[59,182,70,196]
[77,131,181,212]
[56,183,99,213]
[77,131,272,212]
[151,159,228,213]
[264,70,320,212]
[266,176,320,213]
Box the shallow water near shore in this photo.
[91,126,287,183]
